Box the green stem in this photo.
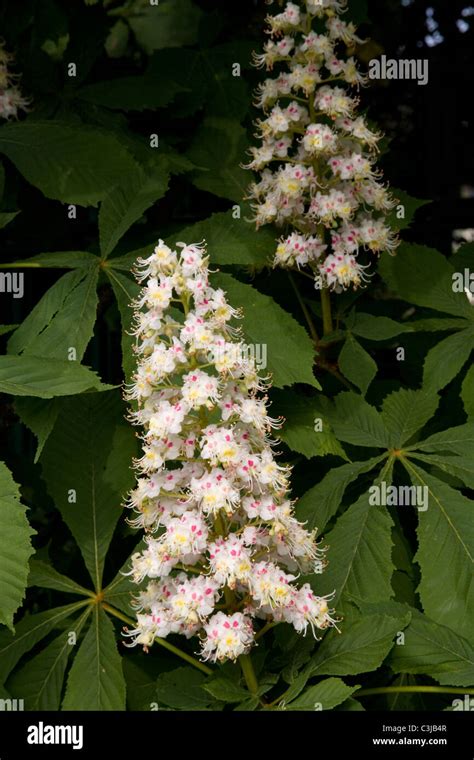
[239,653,259,695]
[255,620,279,641]
[101,601,213,676]
[321,289,333,336]
[288,272,319,344]
[356,686,474,697]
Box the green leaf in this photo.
[403,462,474,640]
[7,608,91,710]
[187,118,249,203]
[0,462,36,630]
[28,559,92,597]
[285,677,358,711]
[414,423,474,456]
[128,0,203,53]
[107,270,141,382]
[0,121,138,206]
[39,392,137,589]
[148,43,253,120]
[14,398,61,463]
[170,208,273,272]
[381,388,440,448]
[410,452,474,490]
[271,391,347,460]
[213,273,320,389]
[316,489,394,613]
[423,328,474,392]
[0,356,113,398]
[0,602,88,684]
[62,607,126,710]
[462,365,474,419]
[0,211,20,229]
[308,614,410,677]
[0,325,18,336]
[350,312,411,340]
[390,612,474,686]
[379,243,474,320]
[0,251,98,269]
[339,334,377,395]
[99,167,169,258]
[77,76,186,112]
[326,392,390,448]
[387,188,431,231]
[155,667,211,710]
[203,676,249,703]
[8,267,99,361]
[295,455,386,531]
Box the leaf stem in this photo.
[321,289,333,336]
[101,601,213,676]
[288,272,319,344]
[239,653,259,694]
[356,686,474,697]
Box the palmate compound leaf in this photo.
[0,121,139,206]
[380,388,440,448]
[0,463,36,630]
[0,602,89,685]
[213,273,321,390]
[401,462,474,641]
[6,607,91,711]
[62,606,126,711]
[390,610,474,687]
[39,391,138,591]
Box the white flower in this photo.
[201,612,255,662]
[124,242,336,659]
[245,1,399,288]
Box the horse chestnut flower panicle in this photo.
[0,43,30,120]
[123,240,337,662]
[246,0,400,291]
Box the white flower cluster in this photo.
[0,43,29,120]
[246,0,399,291]
[124,240,336,662]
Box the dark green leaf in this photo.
[0,462,36,630]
